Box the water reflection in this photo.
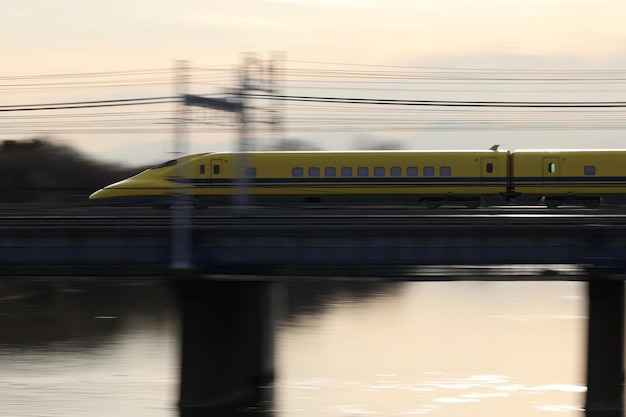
[276,281,586,417]
[0,280,586,417]
[0,281,179,417]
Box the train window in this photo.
[406,167,418,177]
[390,167,401,177]
[374,167,385,177]
[440,166,451,176]
[357,167,369,177]
[212,165,219,175]
[547,162,556,173]
[245,167,256,178]
[424,166,435,176]
[200,165,206,175]
[486,163,493,173]
[309,167,320,177]
[584,165,596,175]
[341,167,353,177]
[325,167,336,177]
[292,167,303,177]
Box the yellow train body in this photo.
[209,150,508,195]
[510,150,626,206]
[90,150,509,207]
[89,149,626,208]
[512,150,626,194]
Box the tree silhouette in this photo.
[0,138,144,203]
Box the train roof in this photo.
[204,149,508,155]
[511,149,626,153]
[179,149,626,161]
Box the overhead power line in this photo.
[8,93,626,114]
[4,62,626,137]
[0,97,176,112]
[246,93,626,108]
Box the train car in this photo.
[89,150,511,208]
[511,150,626,207]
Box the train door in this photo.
[481,158,498,186]
[210,159,223,187]
[542,157,560,187]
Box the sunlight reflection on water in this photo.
[277,370,586,416]
[278,281,586,417]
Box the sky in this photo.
[3,0,626,166]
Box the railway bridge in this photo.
[0,206,625,417]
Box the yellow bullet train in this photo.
[89,149,626,208]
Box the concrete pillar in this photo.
[585,274,624,417]
[173,277,275,416]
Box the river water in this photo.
[0,280,587,417]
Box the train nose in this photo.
[89,178,134,201]
[88,177,173,205]
[89,186,124,201]
[88,188,108,200]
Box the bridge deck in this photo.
[0,206,625,279]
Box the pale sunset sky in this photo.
[3,0,626,165]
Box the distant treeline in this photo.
[0,138,145,203]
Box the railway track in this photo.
[2,204,626,230]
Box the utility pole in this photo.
[234,53,284,210]
[234,54,252,210]
[268,51,285,146]
[171,60,192,271]
[183,53,284,213]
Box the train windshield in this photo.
[149,159,178,170]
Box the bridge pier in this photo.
[585,272,624,417]
[173,276,275,416]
